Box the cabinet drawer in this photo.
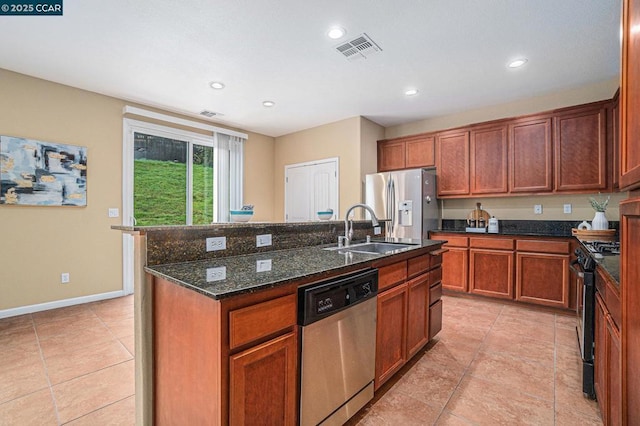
[378,261,408,291]
[428,299,443,339]
[429,248,445,268]
[430,266,442,286]
[437,235,468,248]
[430,282,442,305]
[229,294,297,350]
[408,254,430,278]
[516,239,570,254]
[470,237,514,250]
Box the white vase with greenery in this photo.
[589,195,610,230]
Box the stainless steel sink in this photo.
[324,241,418,255]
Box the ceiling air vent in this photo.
[335,33,382,61]
[200,110,218,117]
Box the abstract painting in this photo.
[0,136,87,206]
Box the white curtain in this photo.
[214,134,245,222]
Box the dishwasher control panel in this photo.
[298,269,378,326]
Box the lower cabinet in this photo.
[595,278,622,425]
[374,247,443,390]
[375,283,408,389]
[468,237,514,299]
[406,273,430,358]
[515,240,570,308]
[229,332,298,426]
[430,233,468,292]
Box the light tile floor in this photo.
[0,294,602,425]
[0,295,135,425]
[350,294,603,425]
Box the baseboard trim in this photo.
[0,290,127,319]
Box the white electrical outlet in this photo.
[374,226,382,235]
[564,204,572,214]
[108,208,119,218]
[206,267,226,282]
[61,273,70,284]
[256,259,272,272]
[206,236,226,252]
[256,234,272,247]
[534,204,543,214]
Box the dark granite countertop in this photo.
[595,255,620,287]
[145,238,443,300]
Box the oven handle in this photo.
[569,263,585,279]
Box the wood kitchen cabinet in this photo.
[374,247,443,390]
[377,140,406,171]
[595,291,622,426]
[470,125,508,194]
[406,273,430,359]
[509,117,553,193]
[153,278,298,425]
[620,193,640,423]
[468,237,514,300]
[436,130,470,196]
[375,282,408,389]
[620,0,640,190]
[515,239,570,309]
[229,332,298,425]
[430,233,468,292]
[377,134,435,172]
[554,106,608,192]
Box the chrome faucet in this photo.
[340,203,380,247]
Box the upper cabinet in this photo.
[378,98,616,198]
[377,135,435,172]
[620,0,640,190]
[471,125,508,194]
[509,117,553,193]
[436,130,470,196]
[554,106,607,192]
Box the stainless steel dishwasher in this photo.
[298,269,378,426]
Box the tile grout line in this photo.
[30,313,63,426]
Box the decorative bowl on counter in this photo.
[230,210,253,222]
[317,211,334,220]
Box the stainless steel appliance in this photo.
[571,246,597,399]
[298,269,378,426]
[365,167,440,239]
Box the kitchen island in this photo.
[115,222,444,425]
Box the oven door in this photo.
[571,260,595,362]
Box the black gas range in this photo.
[572,239,620,400]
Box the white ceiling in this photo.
[0,0,621,137]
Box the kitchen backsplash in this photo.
[440,219,619,237]
[441,192,628,222]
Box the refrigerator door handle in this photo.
[389,177,396,236]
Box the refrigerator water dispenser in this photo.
[398,200,413,226]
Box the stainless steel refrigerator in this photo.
[365,167,440,240]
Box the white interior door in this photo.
[285,158,339,222]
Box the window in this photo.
[123,118,245,226]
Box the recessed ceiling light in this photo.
[210,81,225,89]
[405,89,419,96]
[262,100,275,107]
[327,26,346,40]
[508,58,528,68]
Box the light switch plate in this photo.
[564,204,572,214]
[206,267,226,282]
[206,236,226,252]
[256,234,272,247]
[108,208,119,218]
[534,204,543,214]
[61,273,70,284]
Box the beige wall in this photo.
[274,117,362,220]
[385,78,619,139]
[360,118,385,199]
[0,69,274,311]
[442,192,627,223]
